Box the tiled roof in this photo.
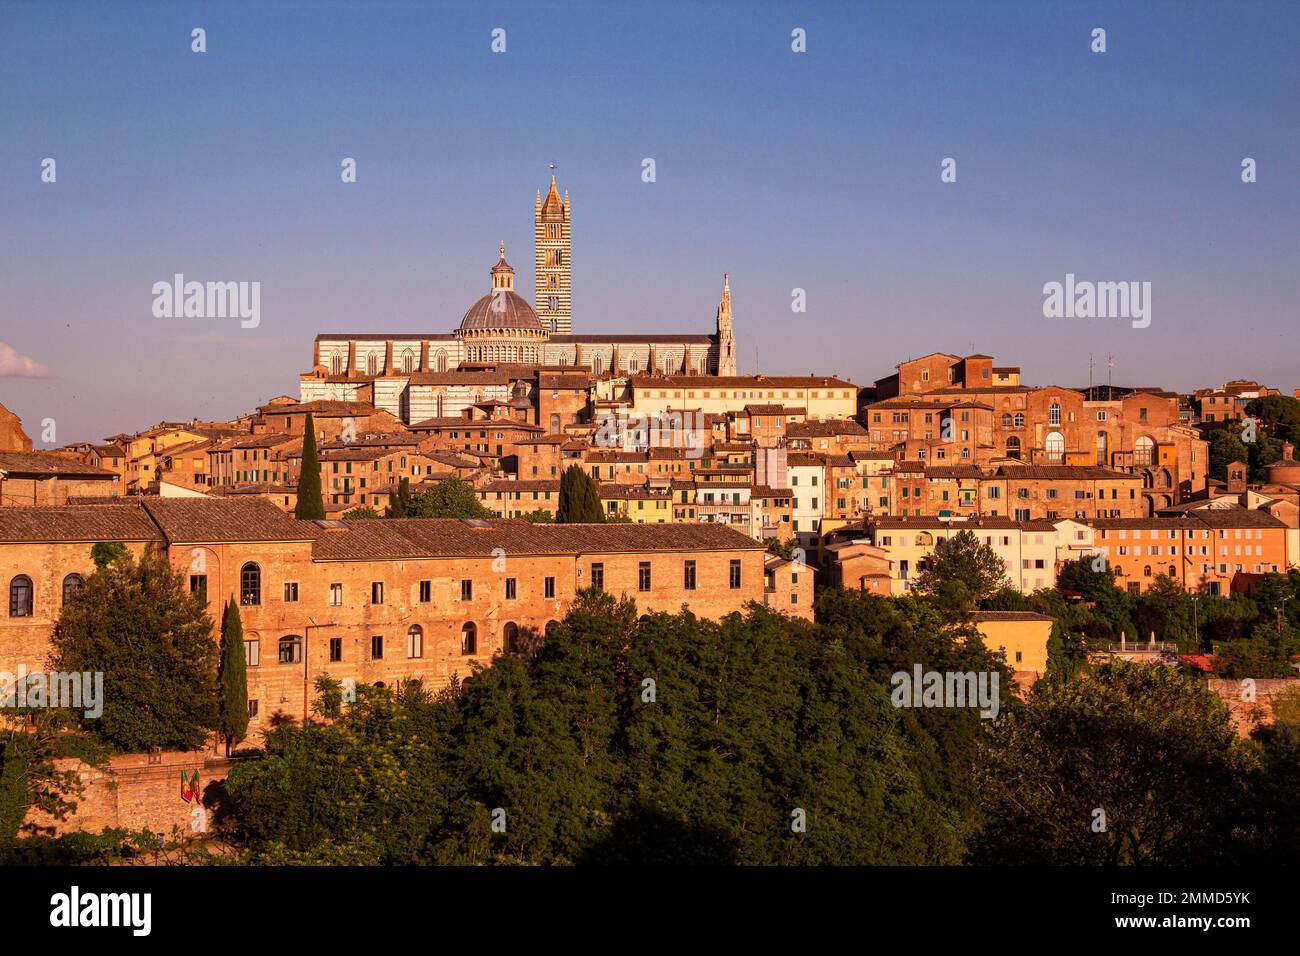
[0,504,164,543]
[995,465,1138,481]
[311,518,764,561]
[0,451,117,479]
[140,498,318,542]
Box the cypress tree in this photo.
[558,465,605,523]
[219,597,249,756]
[295,412,326,519]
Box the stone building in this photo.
[0,498,767,734]
[302,178,737,422]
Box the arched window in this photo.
[1045,431,1065,462]
[407,625,423,659]
[400,349,415,373]
[9,575,33,617]
[1168,566,1176,577]
[592,356,604,375]
[460,622,477,655]
[1135,435,1155,466]
[240,562,261,606]
[278,635,302,664]
[435,350,448,373]
[1005,436,1021,459]
[1143,565,1152,578]
[550,413,561,434]
[367,353,380,376]
[629,357,639,374]
[1013,412,1025,428]
[330,354,342,375]
[1001,413,1013,428]
[62,573,84,606]
[503,621,519,653]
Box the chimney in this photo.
[1285,442,1295,462]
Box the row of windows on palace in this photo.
[222,560,745,608]
[6,556,747,622]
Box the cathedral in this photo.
[302,176,737,422]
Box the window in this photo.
[190,574,207,602]
[460,579,473,601]
[248,699,260,718]
[1049,403,1061,426]
[503,621,519,653]
[419,580,431,603]
[505,577,517,600]
[684,560,697,590]
[370,634,384,659]
[278,635,302,664]
[329,583,343,606]
[61,574,83,606]
[638,562,652,592]
[544,576,556,599]
[283,582,299,603]
[729,559,742,589]
[404,625,423,659]
[240,563,261,606]
[329,637,342,662]
[245,639,260,667]
[591,562,604,591]
[371,581,384,605]
[461,622,477,655]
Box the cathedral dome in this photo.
[456,243,548,336]
[458,289,545,334]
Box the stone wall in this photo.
[26,747,244,838]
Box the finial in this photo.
[723,272,730,291]
[499,240,506,259]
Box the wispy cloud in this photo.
[0,342,51,378]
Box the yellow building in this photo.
[969,610,1054,688]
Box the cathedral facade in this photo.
[301,177,737,423]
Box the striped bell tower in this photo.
[535,172,572,335]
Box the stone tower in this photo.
[715,274,737,376]
[535,174,572,335]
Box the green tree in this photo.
[295,412,326,519]
[973,660,1255,864]
[518,509,554,524]
[0,712,96,860]
[405,476,492,519]
[342,505,380,520]
[557,465,605,523]
[1207,427,1249,482]
[911,529,1011,609]
[386,476,411,518]
[52,548,219,751]
[90,541,127,569]
[218,598,249,756]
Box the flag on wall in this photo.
[181,769,200,802]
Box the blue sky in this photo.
[1,0,1297,444]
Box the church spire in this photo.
[715,274,736,376]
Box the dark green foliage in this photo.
[973,661,1256,864]
[341,505,380,520]
[911,529,1011,612]
[90,541,127,568]
[386,477,411,518]
[295,413,326,520]
[517,509,554,523]
[51,548,219,751]
[557,465,605,523]
[403,476,492,519]
[218,598,249,753]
